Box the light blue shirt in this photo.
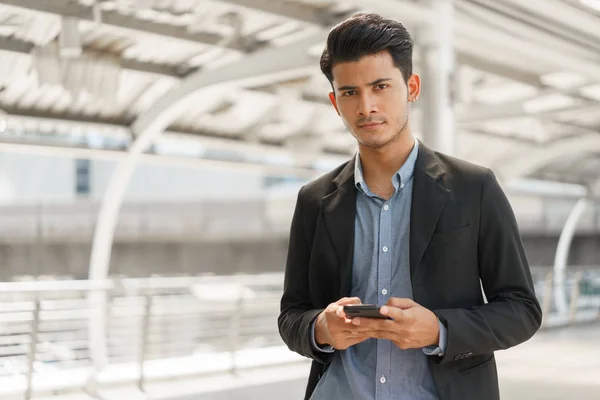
[310,139,447,400]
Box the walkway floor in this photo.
[10,322,600,400]
[187,323,600,400]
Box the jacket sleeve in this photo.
[278,186,335,364]
[433,169,543,364]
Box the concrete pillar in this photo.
[419,0,456,155]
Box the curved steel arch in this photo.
[86,32,327,374]
[552,197,590,316]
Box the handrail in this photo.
[0,270,598,399]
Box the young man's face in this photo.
[328,50,420,150]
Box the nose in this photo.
[356,93,378,116]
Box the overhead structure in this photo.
[0,0,598,184]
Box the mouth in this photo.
[357,122,384,130]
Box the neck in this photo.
[358,132,416,183]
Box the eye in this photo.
[343,90,357,97]
[375,84,388,90]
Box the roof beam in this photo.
[0,35,185,78]
[218,0,335,26]
[218,0,435,28]
[456,53,543,88]
[0,103,133,127]
[120,59,189,78]
[343,0,434,26]
[0,0,251,52]
[458,95,600,125]
[0,35,33,54]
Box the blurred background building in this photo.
[0,0,598,399]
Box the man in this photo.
[278,13,542,400]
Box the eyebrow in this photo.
[337,78,392,92]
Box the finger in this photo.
[336,297,362,306]
[335,305,348,319]
[349,318,397,334]
[334,305,354,323]
[379,305,406,321]
[386,297,416,309]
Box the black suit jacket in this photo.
[278,142,542,400]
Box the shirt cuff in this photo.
[423,320,447,357]
[310,318,335,353]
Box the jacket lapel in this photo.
[322,159,356,298]
[410,143,451,277]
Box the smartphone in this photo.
[343,304,391,320]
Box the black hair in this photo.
[320,13,414,88]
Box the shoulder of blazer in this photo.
[428,149,493,190]
[299,159,353,206]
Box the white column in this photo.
[419,0,456,155]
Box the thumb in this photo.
[336,297,362,306]
[387,297,416,309]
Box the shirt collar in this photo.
[354,138,419,192]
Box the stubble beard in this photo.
[349,113,410,150]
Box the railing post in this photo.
[568,271,583,324]
[84,284,110,400]
[229,284,243,375]
[541,271,553,327]
[138,293,153,392]
[542,271,554,325]
[25,298,41,400]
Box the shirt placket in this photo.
[375,198,392,400]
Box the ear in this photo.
[328,92,341,116]
[407,73,421,102]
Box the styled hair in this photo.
[320,13,414,88]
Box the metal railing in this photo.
[0,274,292,399]
[532,267,600,327]
[0,269,598,399]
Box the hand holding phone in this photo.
[314,297,373,350]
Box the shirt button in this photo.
[382,246,388,253]
[381,288,388,295]
[401,183,405,189]
[380,376,386,384]
[383,205,389,211]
